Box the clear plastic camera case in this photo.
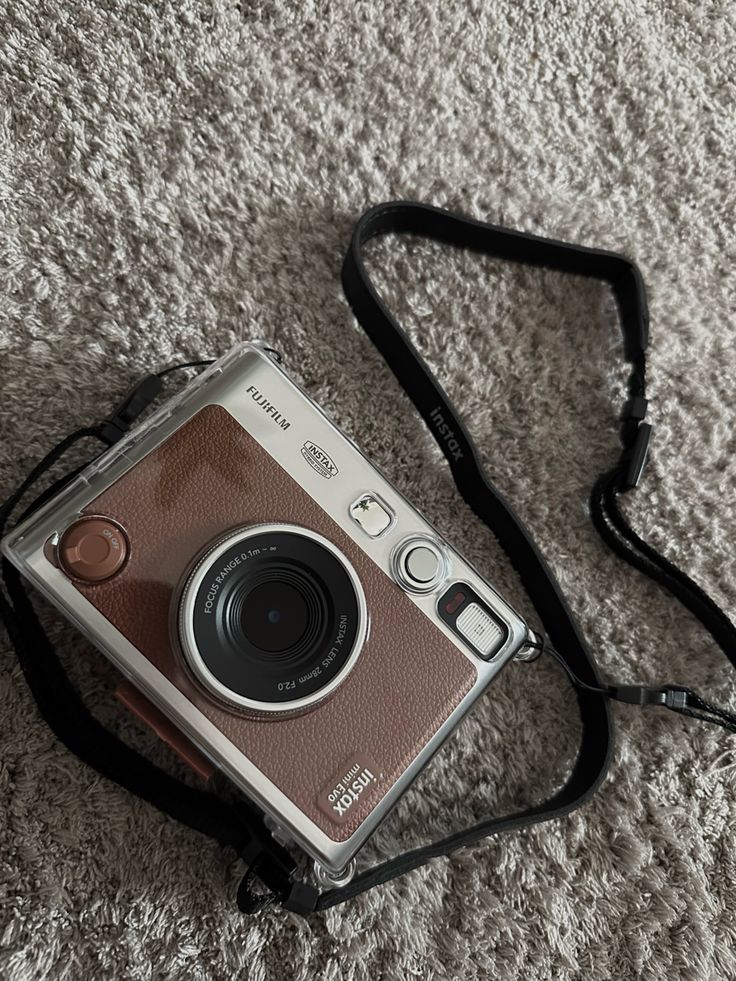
[1,343,528,876]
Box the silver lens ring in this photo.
[178,523,368,714]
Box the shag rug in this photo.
[1,3,735,979]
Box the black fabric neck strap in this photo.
[304,201,736,912]
[2,202,735,918]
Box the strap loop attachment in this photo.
[99,374,163,446]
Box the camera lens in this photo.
[178,525,366,713]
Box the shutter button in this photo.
[392,536,448,594]
[58,516,129,583]
[405,546,440,584]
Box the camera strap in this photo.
[1,202,735,917]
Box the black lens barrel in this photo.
[186,528,362,707]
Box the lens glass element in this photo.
[239,580,308,652]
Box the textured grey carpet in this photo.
[1,3,735,979]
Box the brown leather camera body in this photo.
[69,404,477,843]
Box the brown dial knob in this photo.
[58,517,129,583]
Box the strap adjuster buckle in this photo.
[621,422,652,490]
[608,683,668,705]
[621,396,648,423]
[607,684,692,709]
[618,396,652,490]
